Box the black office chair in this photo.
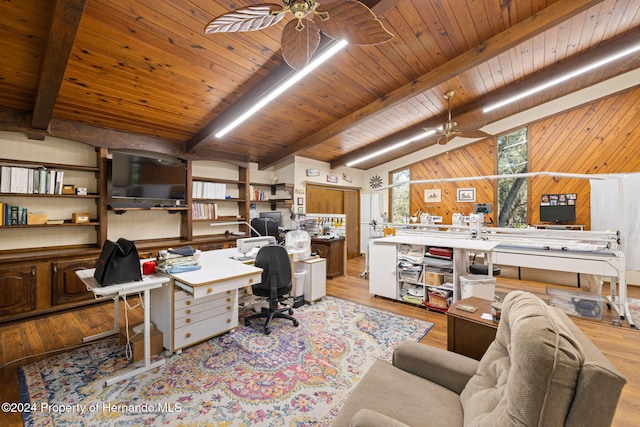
[250,217,279,238]
[244,245,299,335]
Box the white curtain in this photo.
[591,173,640,270]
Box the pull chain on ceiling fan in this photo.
[205,0,393,70]
[423,90,492,144]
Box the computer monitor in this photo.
[259,211,282,227]
[251,217,279,238]
[540,204,576,224]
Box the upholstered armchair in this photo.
[332,291,626,427]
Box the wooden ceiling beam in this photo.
[332,26,640,169]
[186,0,389,155]
[259,0,602,169]
[29,0,88,137]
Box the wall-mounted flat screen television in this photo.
[109,151,186,203]
[539,204,576,224]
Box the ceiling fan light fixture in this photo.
[483,42,640,113]
[215,39,348,139]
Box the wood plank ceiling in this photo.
[0,0,639,170]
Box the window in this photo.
[390,168,410,223]
[497,128,528,227]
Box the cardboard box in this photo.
[119,324,163,363]
[71,212,90,223]
[27,213,48,225]
[423,271,444,286]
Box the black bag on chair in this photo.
[94,238,142,286]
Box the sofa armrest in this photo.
[349,409,410,427]
[392,340,479,394]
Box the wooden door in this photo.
[306,184,360,259]
[343,189,360,259]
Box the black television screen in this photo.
[260,211,282,227]
[109,152,186,202]
[540,204,576,224]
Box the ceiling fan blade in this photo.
[205,4,285,34]
[281,19,321,70]
[457,129,492,138]
[314,0,393,45]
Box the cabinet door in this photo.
[51,259,96,306]
[0,265,36,316]
[368,243,397,299]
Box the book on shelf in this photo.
[0,165,65,195]
[46,219,65,225]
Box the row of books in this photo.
[249,185,268,201]
[1,203,28,226]
[192,181,226,200]
[192,202,218,220]
[0,165,65,195]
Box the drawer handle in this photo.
[186,300,192,306]
[226,319,231,324]
[186,333,191,338]
[186,309,191,315]
[227,306,231,311]
[249,278,254,284]
[226,298,231,303]
[186,318,191,324]
[226,290,231,294]
[208,288,213,293]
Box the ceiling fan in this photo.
[205,0,393,70]
[424,91,492,144]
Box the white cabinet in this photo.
[297,258,326,303]
[368,241,398,299]
[368,236,499,307]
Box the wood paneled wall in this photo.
[410,139,496,222]
[410,87,640,229]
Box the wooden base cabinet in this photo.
[51,258,97,306]
[311,238,345,278]
[0,264,36,316]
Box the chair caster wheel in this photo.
[245,319,250,326]
[264,328,271,335]
[293,320,299,327]
[288,308,294,315]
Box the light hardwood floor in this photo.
[1,256,638,426]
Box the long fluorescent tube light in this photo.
[346,129,437,167]
[483,43,640,113]
[215,39,349,138]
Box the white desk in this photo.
[153,248,263,353]
[76,270,170,386]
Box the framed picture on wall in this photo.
[306,168,320,176]
[424,189,441,203]
[457,188,476,202]
[297,197,304,205]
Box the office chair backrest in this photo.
[251,217,279,238]
[254,245,292,292]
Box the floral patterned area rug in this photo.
[19,296,433,426]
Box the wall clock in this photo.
[369,175,383,189]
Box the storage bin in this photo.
[426,286,452,308]
[546,287,604,320]
[460,274,496,301]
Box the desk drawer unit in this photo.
[174,274,260,299]
[172,289,238,350]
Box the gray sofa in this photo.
[331,291,626,427]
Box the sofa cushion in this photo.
[460,291,583,426]
[331,359,464,427]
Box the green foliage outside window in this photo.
[390,168,410,224]
[497,128,528,227]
